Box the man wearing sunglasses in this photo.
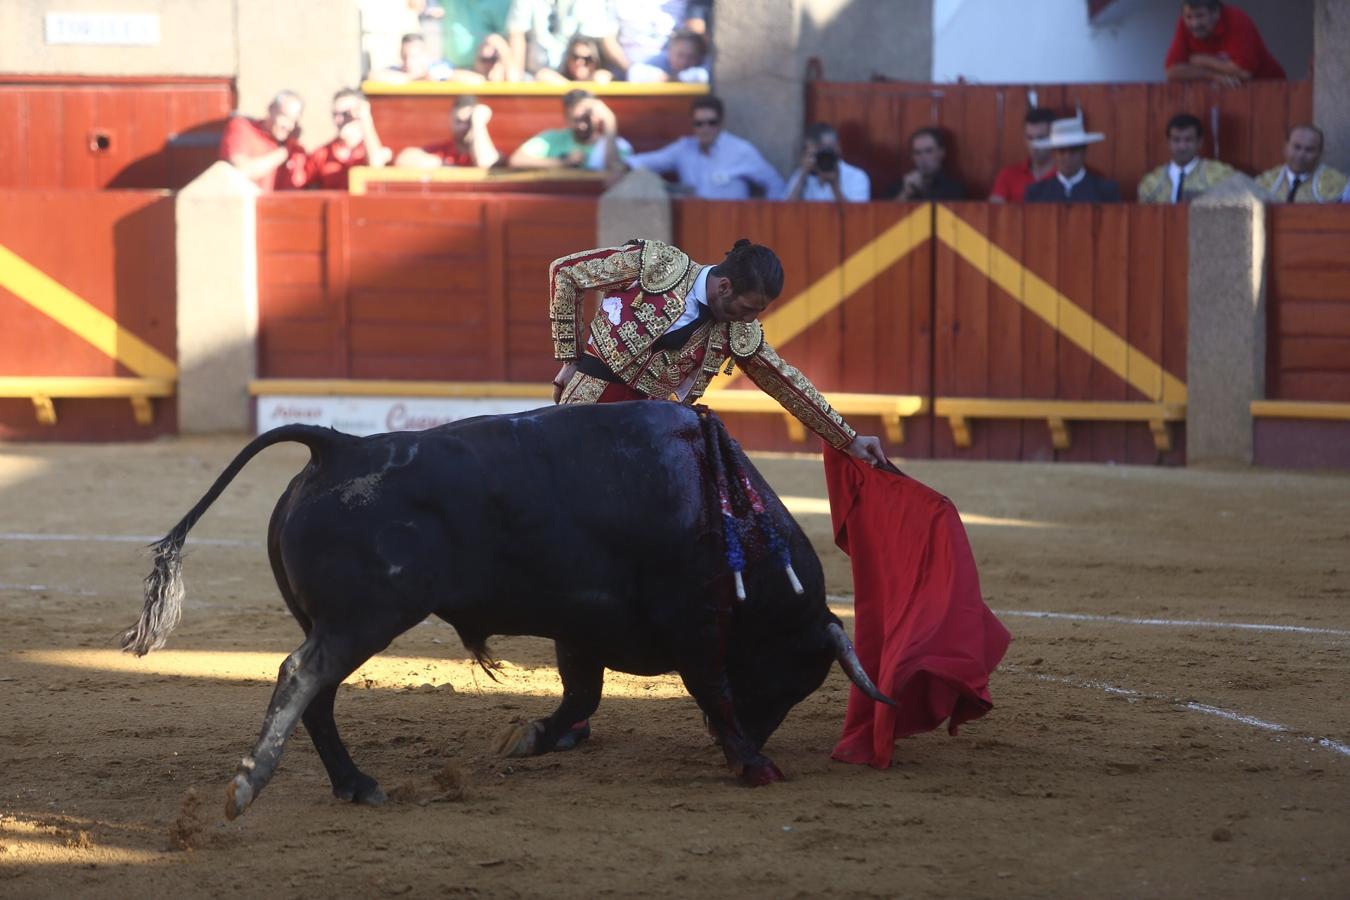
[625,96,785,199]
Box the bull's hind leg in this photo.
[495,642,603,758]
[226,628,389,820]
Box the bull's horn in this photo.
[826,622,899,708]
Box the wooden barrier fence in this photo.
[0,76,235,190]
[0,190,178,440]
[807,80,1312,201]
[1255,205,1350,467]
[256,192,596,385]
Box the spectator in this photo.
[454,32,514,82]
[1025,119,1121,203]
[370,32,453,82]
[891,128,965,201]
[625,96,784,199]
[1255,125,1348,203]
[779,123,870,203]
[306,88,393,190]
[437,0,511,69]
[604,1,708,76]
[536,35,614,84]
[627,29,709,84]
[990,108,1057,203]
[1165,0,1285,85]
[359,0,424,74]
[506,0,616,76]
[395,95,501,168]
[219,90,310,192]
[1137,113,1236,204]
[509,89,630,171]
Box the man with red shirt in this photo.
[218,90,310,192]
[989,107,1057,203]
[1164,0,1285,85]
[394,95,501,169]
[306,88,392,191]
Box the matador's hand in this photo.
[847,434,888,467]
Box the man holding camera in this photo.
[306,88,392,190]
[779,123,870,202]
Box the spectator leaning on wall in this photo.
[778,123,870,203]
[1025,119,1121,203]
[1164,0,1285,85]
[627,28,709,84]
[306,88,393,190]
[396,95,501,169]
[509,90,630,171]
[891,128,965,201]
[219,90,310,192]
[625,96,785,200]
[1255,125,1348,204]
[1137,113,1236,204]
[989,108,1057,203]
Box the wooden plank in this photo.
[984,202,1024,460]
[1275,300,1350,336]
[1277,371,1350,402]
[839,203,878,392]
[485,199,508,380]
[1019,203,1058,461]
[25,94,65,187]
[1249,82,1292,174]
[1125,205,1166,462]
[1161,205,1189,394]
[1269,231,1350,269]
[1111,85,1150,202]
[1211,81,1253,172]
[1055,204,1096,461]
[0,93,29,187]
[1278,336,1350,372]
[1269,205,1350,233]
[1090,205,1130,462]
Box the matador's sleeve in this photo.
[548,244,643,361]
[730,323,857,450]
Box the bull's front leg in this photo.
[678,670,785,787]
[494,642,603,757]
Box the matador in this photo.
[549,237,887,465]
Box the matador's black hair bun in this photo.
[718,239,784,300]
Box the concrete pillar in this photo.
[597,169,672,247]
[1186,181,1267,464]
[1314,0,1350,173]
[175,161,259,433]
[714,0,932,175]
[235,0,363,155]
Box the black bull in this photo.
[119,402,892,819]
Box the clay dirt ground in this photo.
[0,436,1347,899]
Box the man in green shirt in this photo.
[508,89,632,171]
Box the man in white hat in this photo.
[1025,118,1121,203]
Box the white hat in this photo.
[1032,117,1106,150]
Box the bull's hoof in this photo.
[553,720,591,752]
[493,719,543,758]
[740,761,786,787]
[225,773,254,820]
[333,773,386,806]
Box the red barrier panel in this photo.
[0,190,177,440]
[674,200,934,454]
[1266,206,1350,403]
[808,80,1311,201]
[932,203,1188,464]
[256,193,597,384]
[0,76,235,190]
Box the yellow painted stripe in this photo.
[935,206,1186,404]
[760,205,932,349]
[0,244,178,379]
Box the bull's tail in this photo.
[117,425,350,656]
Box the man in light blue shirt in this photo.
[625,96,785,199]
[778,123,870,202]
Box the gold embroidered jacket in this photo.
[1256,165,1349,203]
[548,240,856,449]
[1137,159,1237,204]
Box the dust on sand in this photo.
[0,437,1347,898]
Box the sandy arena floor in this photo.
[0,435,1347,899]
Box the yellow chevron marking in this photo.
[0,244,177,379]
[935,206,1186,404]
[709,206,932,390]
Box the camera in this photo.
[814,148,838,174]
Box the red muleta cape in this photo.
[824,447,1011,769]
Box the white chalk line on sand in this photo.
[0,532,258,548]
[994,609,1350,638]
[1011,669,1350,760]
